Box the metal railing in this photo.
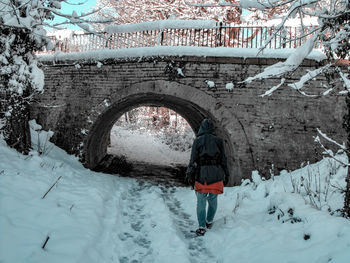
[44,24,317,54]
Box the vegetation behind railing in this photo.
[44,24,318,54]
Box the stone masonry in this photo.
[31,56,347,185]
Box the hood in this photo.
[197,119,215,136]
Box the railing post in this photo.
[105,33,112,49]
[161,30,164,46]
[219,22,223,47]
[282,27,287,48]
[64,37,68,53]
[51,36,57,52]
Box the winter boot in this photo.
[206,221,213,229]
[195,227,206,236]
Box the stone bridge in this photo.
[31,55,346,185]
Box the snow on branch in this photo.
[184,0,238,7]
[185,0,291,9]
[284,64,335,97]
[105,20,219,34]
[339,70,350,93]
[288,65,329,91]
[62,1,88,6]
[258,0,319,51]
[244,34,318,83]
[239,0,288,10]
[42,6,111,33]
[316,128,347,151]
[240,0,349,99]
[314,129,349,166]
[259,78,285,97]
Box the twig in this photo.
[321,150,349,167]
[232,193,240,214]
[42,235,50,249]
[258,0,319,53]
[184,0,237,7]
[35,103,67,108]
[9,0,21,25]
[314,130,350,166]
[42,176,62,199]
[330,182,345,193]
[316,128,347,151]
[9,137,21,148]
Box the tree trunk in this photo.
[343,95,350,217]
[3,96,31,155]
[344,166,350,217]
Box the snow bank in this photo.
[177,154,350,263]
[1,122,350,263]
[38,46,326,63]
[0,125,122,262]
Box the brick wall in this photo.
[31,56,346,184]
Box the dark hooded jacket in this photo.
[187,119,230,185]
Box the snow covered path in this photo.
[2,124,350,263]
[160,185,217,263]
[103,180,218,263]
[111,181,158,262]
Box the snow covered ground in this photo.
[1,123,350,263]
[108,125,191,166]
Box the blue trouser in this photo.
[196,192,218,228]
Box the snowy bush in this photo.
[232,155,347,222]
[268,206,302,224]
[29,120,54,156]
[288,158,347,213]
[159,127,195,152]
[0,0,110,154]
[237,0,350,217]
[114,106,194,153]
[113,122,194,153]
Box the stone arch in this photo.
[84,80,253,184]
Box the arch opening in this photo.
[84,82,242,184]
[108,105,195,167]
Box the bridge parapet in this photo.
[44,20,318,54]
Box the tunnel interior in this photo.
[84,93,236,183]
[107,105,194,165]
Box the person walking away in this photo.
[185,119,230,236]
